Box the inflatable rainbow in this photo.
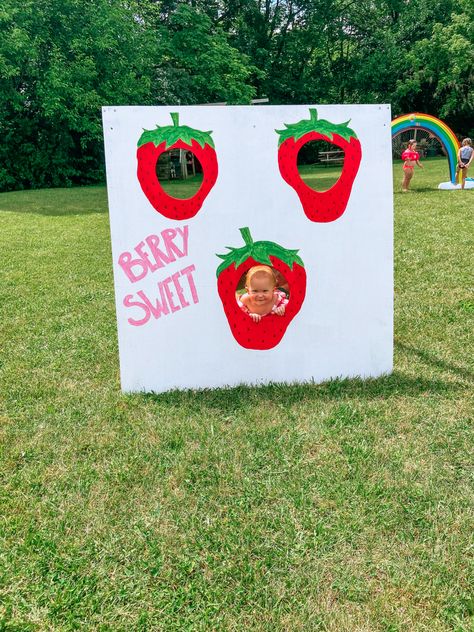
[392,113,460,183]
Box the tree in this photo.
[0,0,158,190]
[1,0,471,190]
[398,0,474,135]
[152,4,258,105]
[0,0,255,190]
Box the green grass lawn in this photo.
[159,173,204,199]
[0,158,473,631]
[298,162,343,191]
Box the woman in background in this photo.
[401,139,423,192]
[456,138,473,189]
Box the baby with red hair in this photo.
[237,265,288,323]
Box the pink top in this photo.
[401,149,420,162]
[237,290,289,316]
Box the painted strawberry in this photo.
[216,227,306,350]
[276,108,362,223]
[137,112,218,220]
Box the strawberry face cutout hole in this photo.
[137,112,218,220]
[297,140,345,192]
[156,150,203,199]
[277,108,361,223]
[217,228,306,350]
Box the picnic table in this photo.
[319,150,344,165]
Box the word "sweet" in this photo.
[123,264,198,327]
[118,226,189,283]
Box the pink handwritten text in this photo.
[123,264,199,327]
[118,226,189,283]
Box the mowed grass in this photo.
[0,158,473,631]
[298,162,343,191]
[159,173,204,199]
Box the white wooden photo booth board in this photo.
[102,105,393,392]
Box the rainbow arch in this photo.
[392,113,460,183]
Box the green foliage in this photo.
[0,0,157,189]
[0,0,158,190]
[0,1,254,191]
[153,4,257,106]
[403,0,474,135]
[1,0,472,190]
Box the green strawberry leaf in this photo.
[138,112,215,149]
[275,108,357,146]
[216,227,304,277]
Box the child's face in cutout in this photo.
[246,273,274,310]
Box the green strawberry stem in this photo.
[216,227,304,277]
[276,107,357,146]
[239,227,253,248]
[137,112,215,149]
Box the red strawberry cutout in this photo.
[137,113,218,220]
[276,108,362,223]
[216,227,306,350]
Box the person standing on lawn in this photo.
[455,138,473,189]
[401,139,423,192]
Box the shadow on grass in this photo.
[413,186,449,194]
[132,369,468,413]
[396,341,474,382]
[0,186,109,216]
[393,186,444,195]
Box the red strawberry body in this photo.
[277,109,362,223]
[216,228,306,350]
[137,113,218,220]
